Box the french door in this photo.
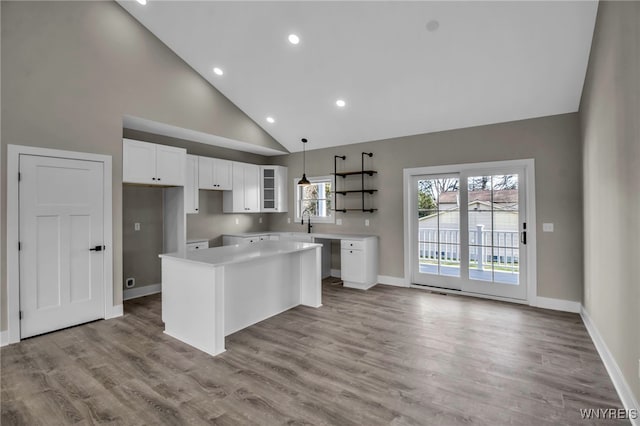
[411,166,528,300]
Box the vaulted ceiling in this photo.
[118,1,598,153]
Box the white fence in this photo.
[418,225,519,270]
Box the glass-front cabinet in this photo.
[260,166,288,212]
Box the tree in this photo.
[418,191,436,218]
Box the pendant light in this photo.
[297,138,311,186]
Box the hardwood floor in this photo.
[1,280,628,425]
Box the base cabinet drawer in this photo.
[187,241,209,251]
[341,249,365,283]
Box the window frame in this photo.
[293,175,335,224]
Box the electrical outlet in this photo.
[134,222,140,231]
[287,217,291,224]
[235,218,239,225]
[542,223,554,232]
[365,219,370,227]
[336,218,342,225]
[259,217,263,224]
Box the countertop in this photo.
[160,240,322,267]
[222,231,377,241]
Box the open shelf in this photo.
[333,208,378,213]
[333,153,377,213]
[334,170,378,177]
[334,189,378,195]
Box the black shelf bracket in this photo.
[334,155,346,213]
[362,152,373,211]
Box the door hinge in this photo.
[18,241,21,251]
[18,172,21,182]
[19,311,23,320]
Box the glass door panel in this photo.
[462,170,526,299]
[413,175,461,289]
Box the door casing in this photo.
[403,159,537,305]
[6,145,115,344]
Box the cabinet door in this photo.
[341,249,365,283]
[275,166,288,212]
[185,155,199,214]
[123,139,156,184]
[231,162,245,212]
[156,144,186,186]
[243,164,260,212]
[198,157,214,189]
[213,159,233,190]
[261,167,276,212]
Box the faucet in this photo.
[301,212,313,234]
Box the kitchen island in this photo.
[159,240,322,356]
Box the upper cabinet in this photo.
[223,162,260,213]
[185,155,199,214]
[260,166,288,212]
[123,139,186,186]
[198,157,232,190]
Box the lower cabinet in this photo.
[186,240,209,251]
[340,238,378,290]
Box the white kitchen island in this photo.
[159,240,322,356]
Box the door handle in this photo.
[89,245,105,252]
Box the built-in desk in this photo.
[222,232,378,290]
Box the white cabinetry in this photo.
[223,162,260,213]
[123,139,186,186]
[186,240,209,251]
[340,238,378,290]
[260,166,288,212]
[185,155,199,214]
[198,157,232,190]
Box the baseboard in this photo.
[330,269,341,278]
[581,307,639,425]
[377,275,409,287]
[123,283,162,301]
[0,330,9,347]
[105,304,123,319]
[534,296,581,313]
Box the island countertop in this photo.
[222,231,377,241]
[159,240,322,267]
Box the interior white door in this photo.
[19,155,105,338]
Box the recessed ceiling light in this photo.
[213,67,224,76]
[266,116,275,124]
[288,34,300,45]
[136,0,147,5]
[336,99,346,108]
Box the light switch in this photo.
[336,218,342,226]
[365,219,370,227]
[543,223,554,232]
[134,223,140,231]
[287,217,291,224]
[235,218,239,225]
[259,217,263,224]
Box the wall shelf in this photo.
[333,153,377,213]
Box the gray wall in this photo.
[0,1,286,330]
[122,130,271,291]
[579,1,640,404]
[270,113,584,302]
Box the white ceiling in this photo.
[118,1,598,153]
